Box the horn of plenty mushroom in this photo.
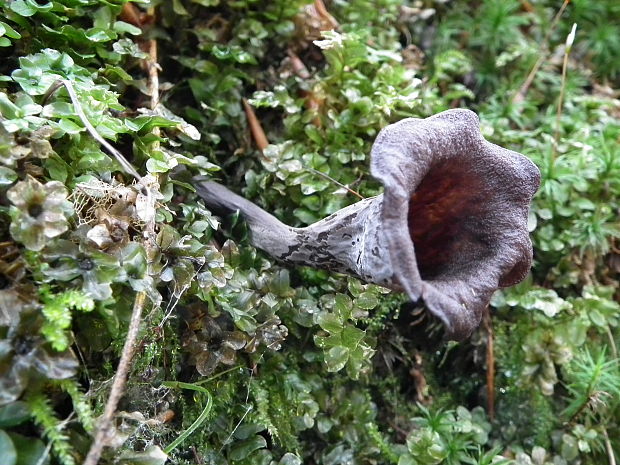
[194,109,541,340]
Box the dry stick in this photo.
[512,0,570,104]
[242,98,269,152]
[552,23,577,161]
[83,21,161,465]
[148,38,160,114]
[483,306,495,421]
[603,427,617,465]
[61,80,142,181]
[83,292,148,465]
[313,0,339,29]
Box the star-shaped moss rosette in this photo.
[195,109,540,340]
[0,248,37,328]
[41,239,121,301]
[7,176,73,251]
[180,308,248,376]
[0,309,78,406]
[155,224,232,298]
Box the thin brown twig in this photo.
[242,98,269,152]
[148,38,160,114]
[83,292,148,465]
[483,306,495,421]
[313,0,339,29]
[512,0,570,104]
[83,18,161,465]
[288,50,323,127]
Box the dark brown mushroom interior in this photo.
[408,160,492,281]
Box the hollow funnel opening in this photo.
[407,161,491,281]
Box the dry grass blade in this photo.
[512,0,570,104]
[553,23,577,160]
[483,306,495,421]
[306,167,364,199]
[61,80,142,181]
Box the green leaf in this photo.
[278,453,302,465]
[0,22,21,40]
[325,346,349,372]
[172,0,189,15]
[334,293,353,319]
[317,313,343,334]
[0,166,17,185]
[10,0,52,16]
[341,326,365,348]
[0,430,16,465]
[8,433,48,465]
[229,435,267,461]
[0,402,30,428]
[113,21,143,36]
[56,118,83,135]
[356,291,379,310]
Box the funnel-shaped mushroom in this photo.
[194,109,540,340]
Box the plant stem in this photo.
[61,80,141,181]
[483,306,495,421]
[606,324,618,361]
[603,427,617,465]
[82,291,148,465]
[513,0,569,104]
[162,382,213,454]
[83,18,161,465]
[552,23,577,161]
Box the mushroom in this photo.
[194,109,540,340]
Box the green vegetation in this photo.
[0,0,619,464]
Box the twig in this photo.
[83,292,148,465]
[313,0,339,29]
[306,167,364,199]
[83,17,161,465]
[605,324,618,361]
[552,23,577,161]
[61,80,142,181]
[512,0,570,104]
[242,98,269,152]
[288,49,323,127]
[288,49,310,79]
[603,427,617,465]
[483,306,495,421]
[147,38,160,113]
[120,2,142,27]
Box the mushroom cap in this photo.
[370,109,540,340]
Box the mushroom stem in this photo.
[194,180,396,287]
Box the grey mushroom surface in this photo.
[194,109,540,340]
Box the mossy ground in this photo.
[0,1,619,464]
